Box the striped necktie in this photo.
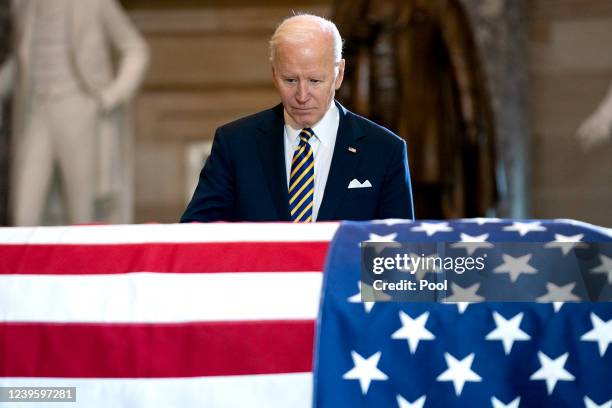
[289,128,315,222]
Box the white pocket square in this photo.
[348,179,372,189]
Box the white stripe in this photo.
[0,373,312,408]
[0,272,322,323]
[0,222,339,244]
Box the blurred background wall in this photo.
[0,0,610,226]
[529,0,612,225]
[0,2,10,226]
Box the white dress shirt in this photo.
[284,102,339,221]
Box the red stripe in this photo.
[0,242,329,275]
[0,321,314,378]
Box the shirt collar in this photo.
[284,101,339,147]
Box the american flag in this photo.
[0,222,338,407]
[314,219,612,408]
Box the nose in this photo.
[295,81,309,104]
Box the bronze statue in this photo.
[333,0,498,219]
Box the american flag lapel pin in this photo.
[348,146,357,154]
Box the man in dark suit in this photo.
[181,14,413,223]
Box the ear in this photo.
[335,59,345,90]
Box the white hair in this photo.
[269,13,343,64]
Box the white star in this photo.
[342,350,388,394]
[591,254,612,284]
[391,311,435,354]
[493,253,538,282]
[436,352,482,396]
[584,396,612,408]
[367,232,398,242]
[529,351,575,394]
[457,302,472,313]
[451,233,494,255]
[372,219,413,226]
[454,302,471,313]
[365,233,401,254]
[491,396,521,408]
[444,283,485,313]
[348,282,376,313]
[537,282,581,304]
[544,233,585,255]
[411,222,453,236]
[461,217,502,225]
[397,395,426,408]
[502,221,547,236]
[485,311,531,354]
[580,312,612,356]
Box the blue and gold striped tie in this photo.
[289,128,315,222]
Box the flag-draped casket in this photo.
[1,219,611,407]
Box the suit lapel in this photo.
[256,104,291,221]
[318,102,364,221]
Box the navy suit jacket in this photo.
[181,101,414,222]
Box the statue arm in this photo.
[577,81,612,150]
[97,0,150,112]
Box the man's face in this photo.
[272,37,345,129]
